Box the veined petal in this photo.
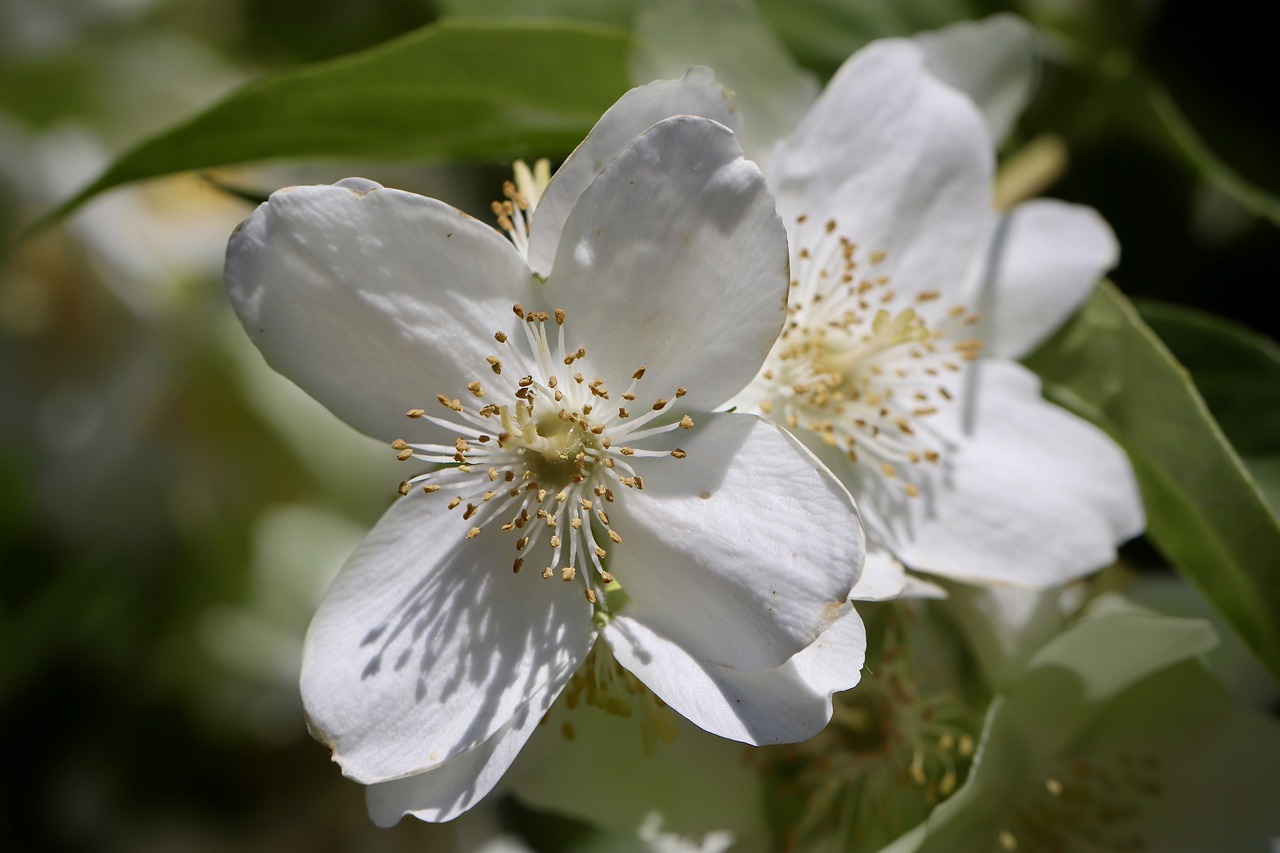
[301,490,595,783]
[868,361,1144,587]
[546,116,788,412]
[915,14,1038,146]
[603,602,865,744]
[225,180,535,444]
[604,414,862,673]
[364,692,549,825]
[971,200,1119,359]
[526,67,741,276]
[769,40,992,303]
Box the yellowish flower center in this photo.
[392,306,693,607]
[752,215,982,498]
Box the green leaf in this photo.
[754,0,974,76]
[439,0,640,26]
[1024,282,1280,681]
[1138,301,1280,516]
[30,19,632,231]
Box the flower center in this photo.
[749,215,982,498]
[391,305,693,607]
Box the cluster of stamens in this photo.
[491,180,534,258]
[556,643,678,752]
[391,305,692,606]
[758,608,978,848]
[756,215,983,498]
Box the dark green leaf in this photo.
[439,0,639,26]
[1138,301,1280,516]
[31,19,632,231]
[755,0,973,76]
[1024,283,1280,681]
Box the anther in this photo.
[406,408,425,419]
[561,566,576,582]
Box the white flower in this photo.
[223,71,866,824]
[726,23,1145,590]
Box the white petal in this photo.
[364,691,550,825]
[769,39,992,302]
[867,360,1144,587]
[526,67,742,276]
[300,490,595,783]
[225,180,534,444]
[851,550,949,600]
[631,0,820,168]
[605,414,863,673]
[545,116,788,412]
[603,602,865,744]
[915,14,1038,146]
[849,548,909,601]
[970,199,1119,358]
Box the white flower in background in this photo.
[635,13,1144,590]
[881,597,1280,853]
[224,71,867,824]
